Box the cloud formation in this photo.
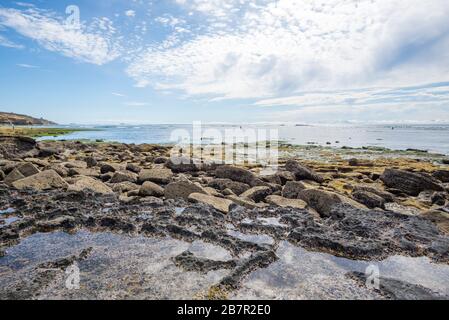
[128,0,449,101]
[0,7,121,65]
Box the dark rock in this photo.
[380,169,444,196]
[166,157,200,173]
[352,190,386,209]
[100,164,116,174]
[85,156,97,168]
[433,170,449,183]
[215,165,256,186]
[285,160,324,183]
[353,185,395,202]
[126,163,141,174]
[349,272,446,300]
[431,192,447,206]
[282,181,307,199]
[0,136,37,159]
[16,163,40,177]
[208,178,250,195]
[240,186,272,203]
[38,148,59,158]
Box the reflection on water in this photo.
[232,241,449,300]
[1,231,448,299]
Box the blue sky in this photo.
[1,0,449,125]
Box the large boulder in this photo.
[4,168,25,186]
[285,160,324,183]
[282,181,307,199]
[139,181,164,197]
[299,189,365,217]
[188,193,235,214]
[421,210,449,235]
[12,170,68,191]
[353,185,395,202]
[138,168,173,184]
[266,195,307,209]
[67,176,114,195]
[208,178,250,195]
[164,180,207,200]
[16,163,40,177]
[215,165,256,186]
[352,190,386,209]
[240,186,272,202]
[0,136,37,159]
[380,169,444,196]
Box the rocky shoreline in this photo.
[1,136,449,300]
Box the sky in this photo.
[0,0,449,125]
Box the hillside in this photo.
[0,112,56,125]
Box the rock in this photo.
[67,176,114,195]
[208,178,250,195]
[348,158,374,167]
[38,147,59,158]
[282,181,307,199]
[431,192,447,206]
[85,156,97,168]
[421,210,449,234]
[164,180,207,200]
[261,174,282,185]
[109,171,138,184]
[100,164,117,174]
[126,163,141,174]
[222,188,235,196]
[433,170,449,183]
[350,272,445,300]
[299,189,365,217]
[154,157,169,164]
[266,195,307,209]
[0,136,37,159]
[139,181,164,197]
[67,167,99,178]
[188,193,235,214]
[276,171,296,185]
[16,163,40,177]
[0,170,4,181]
[285,160,324,183]
[139,168,173,184]
[226,195,263,209]
[4,168,25,186]
[166,157,200,173]
[240,186,272,202]
[352,190,386,209]
[353,185,395,202]
[203,187,222,197]
[12,170,68,191]
[380,169,444,196]
[112,182,140,193]
[215,165,256,186]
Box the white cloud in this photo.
[112,92,126,97]
[0,34,23,49]
[17,63,39,68]
[0,7,121,65]
[125,10,136,17]
[127,0,449,101]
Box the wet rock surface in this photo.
[1,139,449,300]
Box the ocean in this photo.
[39,124,449,155]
